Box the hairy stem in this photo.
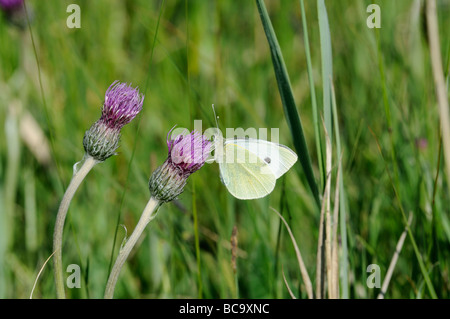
[53,155,98,299]
[104,197,160,299]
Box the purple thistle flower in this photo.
[83,81,144,162]
[167,129,212,174]
[0,0,23,11]
[149,129,211,203]
[101,81,144,130]
[1,0,28,29]
[415,137,428,151]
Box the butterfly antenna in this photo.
[212,104,220,131]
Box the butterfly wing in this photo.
[219,142,276,200]
[229,138,298,178]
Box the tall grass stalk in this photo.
[323,122,333,299]
[317,0,333,150]
[330,163,341,299]
[1,103,21,298]
[426,0,450,192]
[330,80,348,298]
[316,119,340,299]
[24,0,63,190]
[299,0,324,189]
[24,168,38,254]
[315,179,328,298]
[375,28,400,189]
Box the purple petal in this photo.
[100,81,144,129]
[167,130,212,174]
[0,0,23,10]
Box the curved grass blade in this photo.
[282,266,297,299]
[256,0,320,207]
[271,207,313,299]
[378,214,412,299]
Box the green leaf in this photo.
[256,0,320,207]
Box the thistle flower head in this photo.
[149,129,211,203]
[100,81,144,130]
[83,81,144,162]
[0,0,23,11]
[1,0,28,29]
[167,129,212,174]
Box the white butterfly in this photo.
[212,131,298,200]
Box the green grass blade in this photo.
[185,0,203,299]
[375,29,400,189]
[256,0,320,207]
[299,0,325,192]
[317,0,333,150]
[24,1,64,194]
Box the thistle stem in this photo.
[53,155,98,299]
[104,197,160,299]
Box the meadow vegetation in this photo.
[0,0,448,298]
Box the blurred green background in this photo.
[0,0,449,299]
